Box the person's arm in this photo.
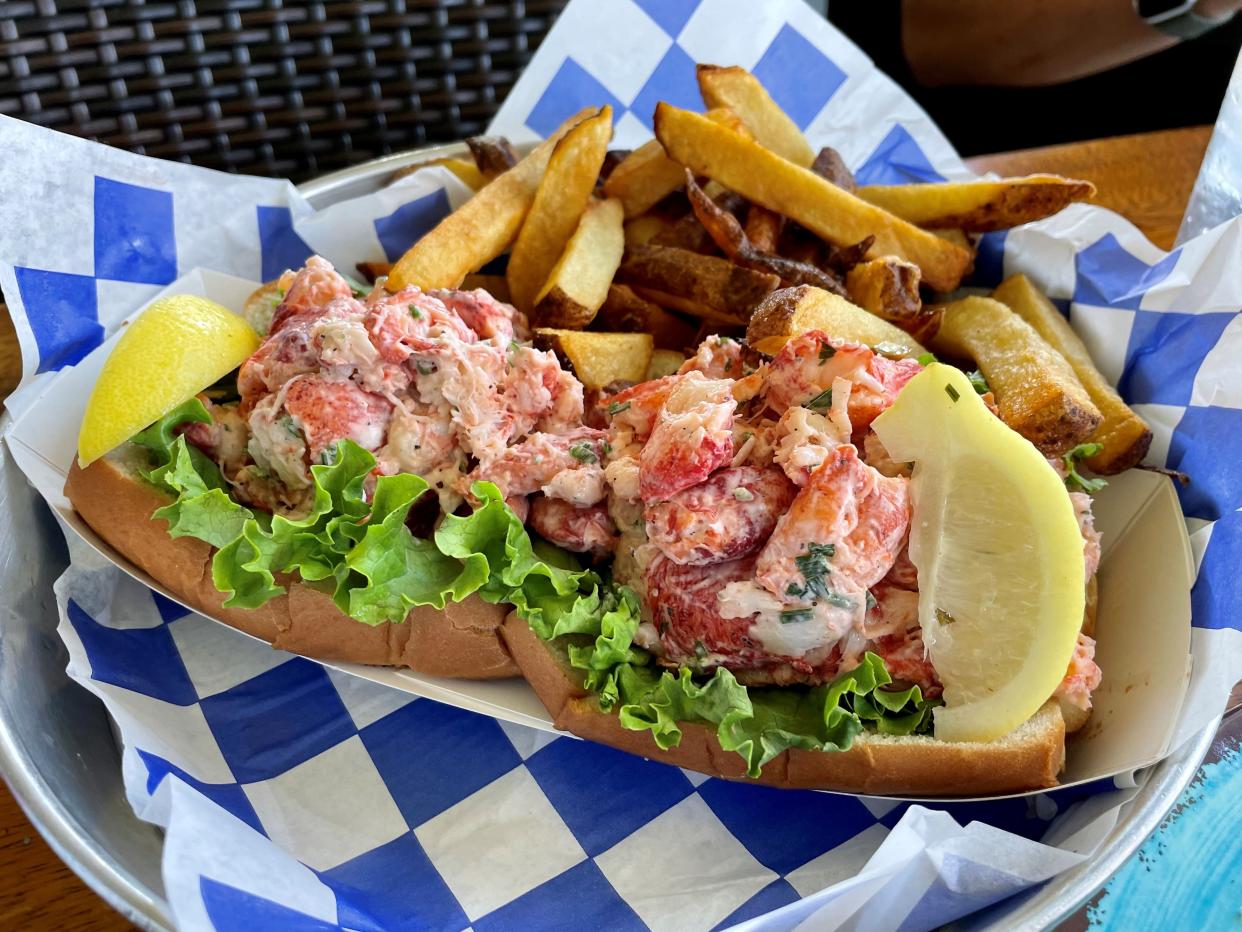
[902,0,1240,87]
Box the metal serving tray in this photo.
[0,147,1218,931]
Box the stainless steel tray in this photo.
[0,148,1217,932]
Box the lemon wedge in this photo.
[78,295,260,467]
[871,363,1084,743]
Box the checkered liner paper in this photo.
[2,0,1241,929]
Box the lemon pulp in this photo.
[77,295,260,467]
[871,363,1085,743]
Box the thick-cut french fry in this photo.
[624,215,671,247]
[992,274,1152,473]
[466,136,519,179]
[654,104,973,292]
[696,64,815,167]
[931,296,1103,456]
[845,256,940,342]
[461,273,511,302]
[810,146,855,191]
[533,198,625,328]
[388,108,594,292]
[594,284,699,349]
[603,108,748,219]
[646,349,687,380]
[747,285,927,357]
[857,176,1096,232]
[507,107,614,312]
[617,244,780,324]
[393,157,487,190]
[744,205,782,252]
[533,329,654,390]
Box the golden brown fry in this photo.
[684,171,846,294]
[845,257,941,342]
[696,64,816,166]
[931,296,1103,456]
[747,285,928,357]
[623,215,671,247]
[602,108,748,219]
[646,349,687,380]
[388,108,594,292]
[507,107,614,312]
[809,146,855,192]
[654,104,973,292]
[594,284,699,350]
[857,175,1096,232]
[533,198,625,328]
[992,274,1152,473]
[533,329,654,390]
[466,136,519,179]
[617,244,780,324]
[460,273,511,302]
[744,205,783,253]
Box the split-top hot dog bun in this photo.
[500,612,1066,796]
[66,445,519,679]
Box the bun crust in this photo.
[501,611,1065,795]
[65,448,520,679]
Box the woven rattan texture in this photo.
[0,0,568,180]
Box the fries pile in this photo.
[378,65,1147,472]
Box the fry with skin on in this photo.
[809,146,856,191]
[617,244,780,324]
[594,284,699,350]
[696,64,816,166]
[650,189,748,254]
[856,175,1096,232]
[845,257,941,343]
[387,107,594,291]
[992,274,1151,473]
[747,285,928,357]
[507,106,614,312]
[533,198,625,328]
[533,329,654,390]
[744,205,783,252]
[683,171,846,294]
[931,296,1103,456]
[466,136,519,179]
[654,103,973,291]
[603,108,748,219]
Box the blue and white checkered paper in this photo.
[3,0,1242,928]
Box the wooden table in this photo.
[0,124,1214,929]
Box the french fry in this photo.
[594,284,699,350]
[845,257,940,342]
[931,296,1103,456]
[602,108,748,219]
[684,172,846,294]
[617,244,780,324]
[466,136,519,179]
[696,64,816,167]
[533,329,654,390]
[857,175,1096,232]
[992,274,1152,473]
[646,349,687,380]
[624,215,671,247]
[747,285,928,357]
[743,206,783,253]
[387,107,594,292]
[533,198,625,328]
[393,157,486,190]
[810,146,855,191]
[461,273,511,303]
[654,103,973,292]
[507,106,614,312]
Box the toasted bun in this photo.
[501,612,1065,795]
[65,446,519,679]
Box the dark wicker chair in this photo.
[0,0,569,181]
